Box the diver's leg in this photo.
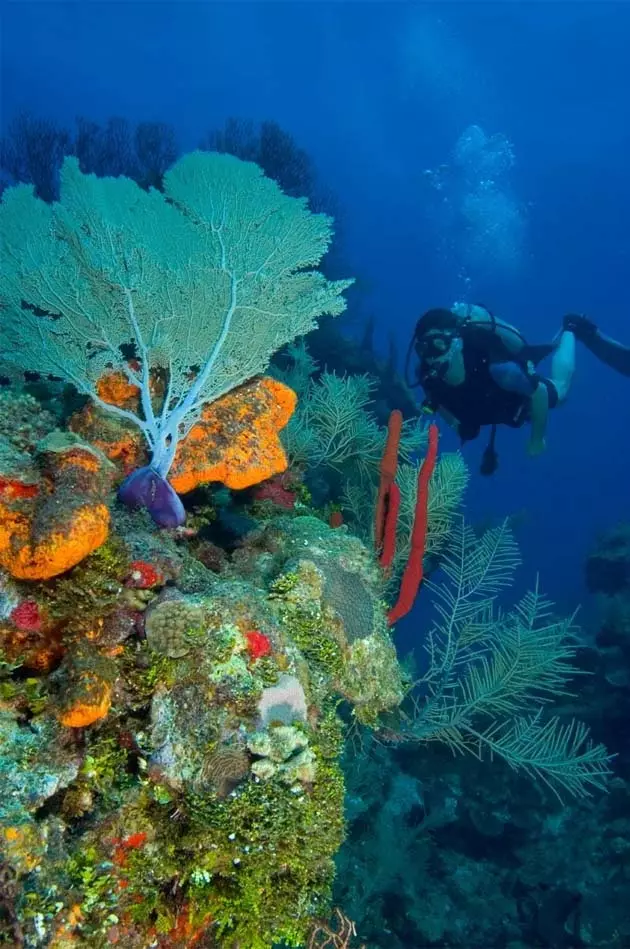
[528,382,549,456]
[550,330,576,402]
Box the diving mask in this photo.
[418,332,463,383]
[416,329,459,361]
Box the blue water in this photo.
[2,0,628,620]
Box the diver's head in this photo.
[405,307,466,387]
[413,308,461,360]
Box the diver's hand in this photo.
[563,313,597,341]
[527,437,546,457]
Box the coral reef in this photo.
[587,522,630,599]
[0,495,400,947]
[2,107,625,949]
[336,698,630,948]
[581,522,630,778]
[0,341,618,949]
[327,527,630,949]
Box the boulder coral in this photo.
[0,430,115,581]
[267,516,405,724]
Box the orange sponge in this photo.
[0,434,114,580]
[168,377,296,494]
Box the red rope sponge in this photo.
[387,423,439,625]
[375,409,403,567]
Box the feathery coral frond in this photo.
[406,520,612,799]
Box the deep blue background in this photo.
[2,0,629,625]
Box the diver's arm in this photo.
[527,381,549,456]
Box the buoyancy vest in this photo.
[420,323,532,442]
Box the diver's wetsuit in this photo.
[420,324,558,444]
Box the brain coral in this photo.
[197,744,250,798]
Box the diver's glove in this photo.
[563,313,598,340]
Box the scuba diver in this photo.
[406,303,576,475]
[563,313,630,378]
